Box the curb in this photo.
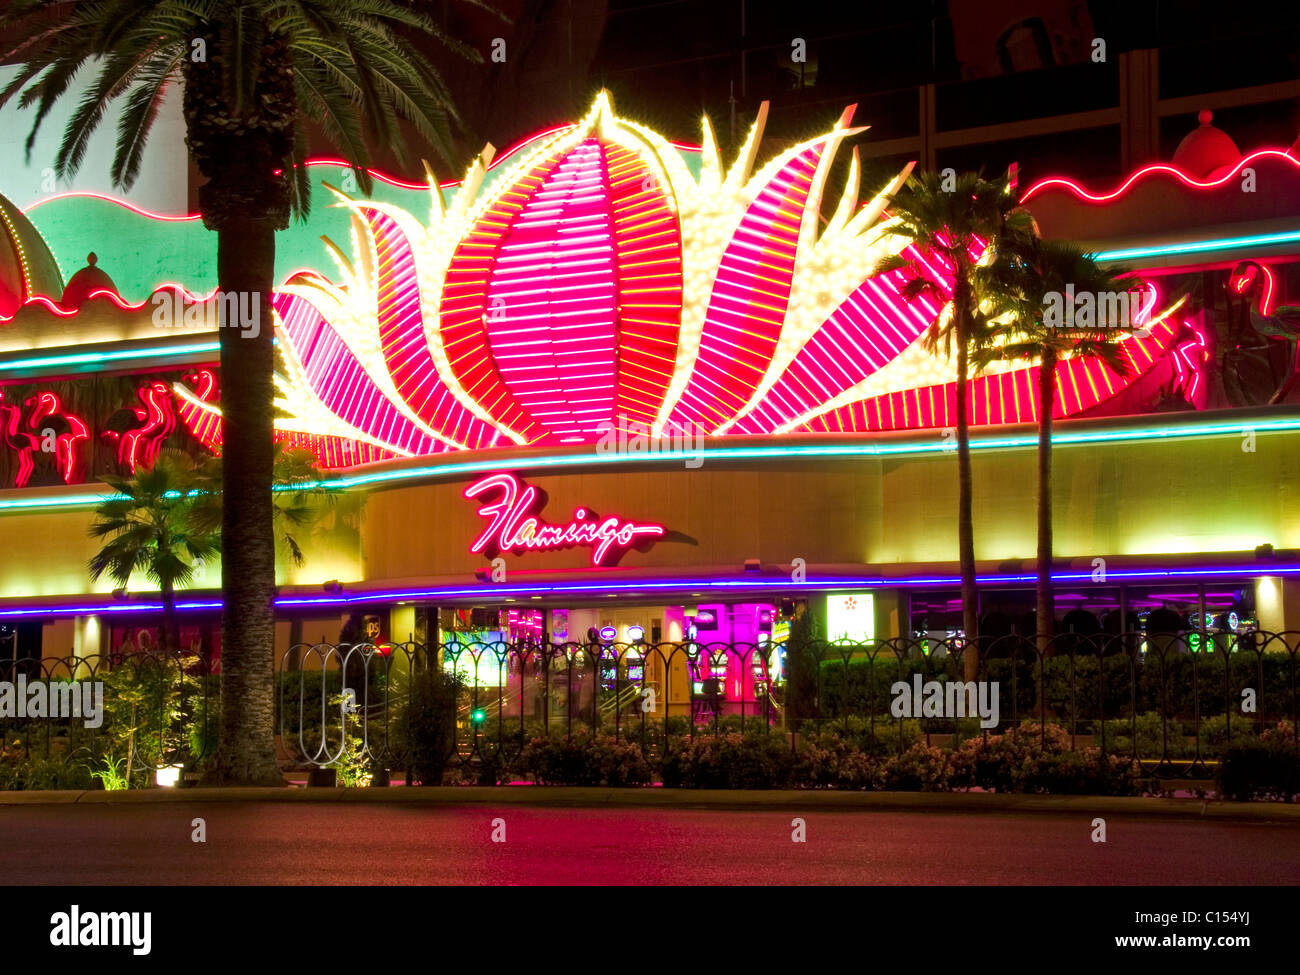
[0,787,1297,821]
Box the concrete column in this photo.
[918,84,937,171]
[389,604,416,646]
[873,589,908,641]
[71,615,103,678]
[1119,48,1159,171]
[1255,576,1300,634]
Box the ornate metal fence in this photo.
[276,630,1300,782]
[0,630,1294,786]
[0,650,216,787]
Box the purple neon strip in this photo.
[1,565,1295,618]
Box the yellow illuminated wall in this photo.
[1,422,1297,603]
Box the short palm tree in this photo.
[189,441,336,568]
[879,169,1028,671]
[974,235,1142,651]
[89,450,217,655]
[2,0,490,784]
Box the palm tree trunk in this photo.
[1036,349,1056,656]
[954,299,978,682]
[161,578,180,653]
[204,215,284,786]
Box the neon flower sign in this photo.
[164,92,1194,471]
[464,472,665,565]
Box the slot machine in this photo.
[625,646,644,683]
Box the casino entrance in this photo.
[404,598,808,723]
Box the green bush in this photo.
[784,612,825,722]
[393,667,465,785]
[1022,750,1142,796]
[1095,711,1187,758]
[949,721,1073,792]
[1192,714,1260,757]
[801,714,922,756]
[516,730,652,786]
[881,742,951,791]
[661,731,796,789]
[791,734,881,789]
[0,741,96,791]
[276,669,346,760]
[79,658,202,788]
[187,676,221,762]
[819,655,966,721]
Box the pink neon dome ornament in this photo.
[174,93,1201,467]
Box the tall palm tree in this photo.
[974,236,1141,652]
[878,169,1027,672]
[89,450,217,655]
[3,0,489,784]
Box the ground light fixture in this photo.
[154,764,183,788]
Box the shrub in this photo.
[0,741,96,791]
[1095,711,1186,759]
[1023,750,1142,796]
[801,714,921,756]
[393,667,465,785]
[1193,714,1260,757]
[661,732,796,789]
[97,658,198,787]
[1217,721,1300,801]
[516,731,652,786]
[187,678,221,763]
[784,612,825,722]
[881,743,951,791]
[325,729,373,787]
[791,734,882,790]
[949,721,1073,792]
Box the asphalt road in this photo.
[1,802,1297,885]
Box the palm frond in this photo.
[112,52,183,189]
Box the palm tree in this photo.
[89,450,217,655]
[878,169,1027,673]
[974,236,1140,652]
[190,441,336,569]
[2,0,489,784]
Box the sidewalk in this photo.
[1,786,1298,822]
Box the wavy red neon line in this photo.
[0,284,221,322]
[1020,148,1300,203]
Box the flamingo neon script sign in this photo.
[464,473,666,565]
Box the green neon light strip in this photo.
[4,415,1298,513]
[320,416,1300,491]
[0,492,110,510]
[6,227,1286,368]
[315,416,1300,492]
[0,340,221,372]
[1094,229,1300,262]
